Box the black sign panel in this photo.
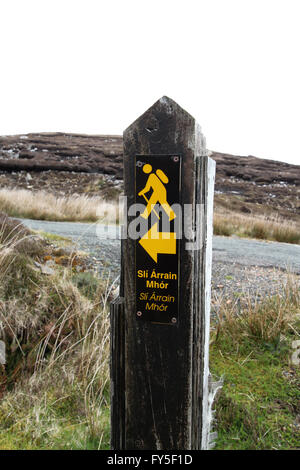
[135,155,181,325]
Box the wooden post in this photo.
[110,96,217,450]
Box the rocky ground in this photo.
[0,132,299,221]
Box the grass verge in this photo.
[0,188,119,224]
[214,211,300,244]
[0,215,113,449]
[31,230,72,246]
[210,276,300,449]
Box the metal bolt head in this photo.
[135,439,143,448]
[171,317,177,324]
[173,156,179,162]
[136,311,142,317]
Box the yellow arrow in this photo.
[139,223,176,263]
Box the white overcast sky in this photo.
[0,0,299,165]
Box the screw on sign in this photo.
[110,97,218,450]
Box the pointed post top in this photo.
[124,96,196,136]
[157,95,194,115]
[124,96,204,159]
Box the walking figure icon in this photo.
[138,164,176,221]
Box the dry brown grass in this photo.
[213,275,300,346]
[0,187,298,245]
[214,211,300,244]
[0,217,113,448]
[0,188,119,223]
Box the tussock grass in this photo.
[0,217,113,449]
[0,188,119,224]
[213,275,299,346]
[214,211,300,244]
[211,276,300,450]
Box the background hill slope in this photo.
[0,132,299,224]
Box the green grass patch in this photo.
[32,230,72,246]
[0,387,110,450]
[211,343,300,449]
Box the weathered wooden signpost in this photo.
[111,96,219,450]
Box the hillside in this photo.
[0,132,299,223]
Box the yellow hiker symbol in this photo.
[138,163,177,262]
[138,164,176,221]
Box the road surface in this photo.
[20,218,300,276]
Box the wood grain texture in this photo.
[192,155,216,449]
[110,296,125,450]
[111,96,215,450]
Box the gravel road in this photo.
[20,218,300,272]
[20,218,300,302]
